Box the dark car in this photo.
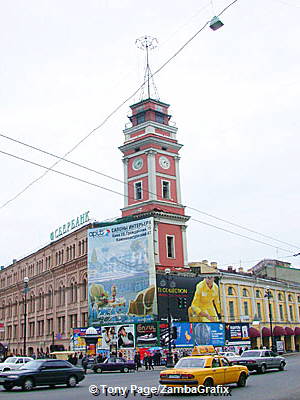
[232,350,286,373]
[0,359,85,391]
[93,357,135,373]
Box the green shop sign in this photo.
[50,211,90,241]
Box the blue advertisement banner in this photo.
[88,217,156,325]
[173,322,225,347]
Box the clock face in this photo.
[132,157,143,171]
[159,156,170,170]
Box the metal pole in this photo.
[23,284,27,356]
[165,270,173,367]
[268,292,275,351]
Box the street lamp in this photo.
[23,277,29,356]
[165,268,174,368]
[265,287,275,352]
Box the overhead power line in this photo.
[1,131,299,252]
[0,148,296,256]
[0,0,239,211]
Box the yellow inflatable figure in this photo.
[188,277,221,322]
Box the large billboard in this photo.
[173,322,225,347]
[156,274,221,323]
[101,324,135,350]
[136,322,158,347]
[225,323,250,343]
[88,217,156,325]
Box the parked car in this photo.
[0,359,85,391]
[93,357,135,373]
[232,350,286,373]
[0,357,33,372]
[218,352,241,362]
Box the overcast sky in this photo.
[1,0,300,270]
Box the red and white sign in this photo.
[0,322,4,332]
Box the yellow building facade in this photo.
[219,268,300,352]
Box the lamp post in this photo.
[23,277,29,356]
[265,287,275,352]
[165,268,173,368]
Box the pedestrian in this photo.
[144,354,149,370]
[134,352,141,371]
[239,347,243,356]
[174,353,179,364]
[81,354,88,374]
[73,353,78,365]
[148,355,154,370]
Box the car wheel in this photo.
[3,383,14,391]
[3,368,10,372]
[203,378,214,388]
[95,367,102,373]
[123,367,129,373]
[237,373,247,387]
[66,375,77,388]
[279,362,285,371]
[22,378,34,391]
[260,364,266,374]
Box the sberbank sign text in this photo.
[50,211,90,241]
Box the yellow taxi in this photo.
[159,346,249,389]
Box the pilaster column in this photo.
[237,285,243,322]
[250,286,256,318]
[285,292,290,322]
[221,282,228,322]
[174,156,182,204]
[274,289,280,323]
[181,225,188,267]
[147,150,157,200]
[123,158,129,207]
[154,222,159,265]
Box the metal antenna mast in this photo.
[135,35,159,100]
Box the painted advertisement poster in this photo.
[88,217,156,325]
[173,322,194,347]
[193,323,225,346]
[101,324,135,350]
[156,274,221,323]
[136,323,158,347]
[225,323,250,342]
[72,327,102,352]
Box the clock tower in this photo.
[119,97,190,270]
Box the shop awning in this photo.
[249,327,260,338]
[273,326,286,336]
[262,327,271,337]
[285,327,294,336]
[294,327,300,336]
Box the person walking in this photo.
[81,354,88,374]
[148,354,154,370]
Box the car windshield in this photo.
[4,357,17,363]
[20,361,42,370]
[241,351,261,357]
[175,358,206,368]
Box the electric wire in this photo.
[0,148,296,257]
[0,0,239,212]
[2,131,299,252]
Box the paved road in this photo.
[1,355,300,400]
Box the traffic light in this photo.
[177,297,187,309]
[172,326,178,339]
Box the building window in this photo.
[229,301,235,320]
[255,290,261,298]
[162,180,170,199]
[242,288,248,297]
[82,312,88,327]
[298,296,300,303]
[288,294,293,302]
[244,301,249,316]
[136,113,145,124]
[155,112,164,124]
[166,236,175,258]
[279,304,284,321]
[289,305,294,321]
[257,303,262,320]
[278,293,283,301]
[82,279,87,301]
[134,182,143,200]
[228,287,233,296]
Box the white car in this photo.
[219,352,241,362]
[0,356,33,371]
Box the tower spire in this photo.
[135,35,159,101]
